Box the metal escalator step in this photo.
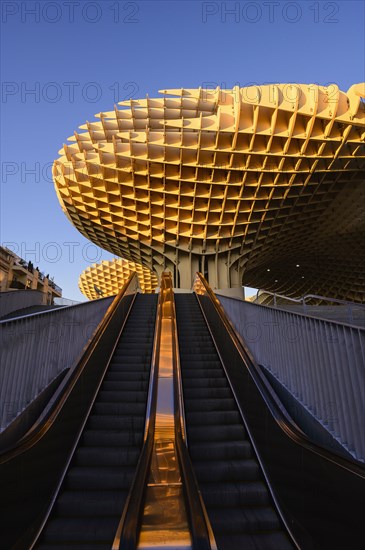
[38,544,110,550]
[75,446,141,467]
[207,506,282,534]
[103,372,149,382]
[41,516,120,544]
[193,459,260,482]
[188,424,246,442]
[184,378,228,389]
[110,354,150,363]
[182,367,225,378]
[179,353,218,360]
[55,489,128,517]
[81,429,143,447]
[189,440,252,461]
[200,481,270,507]
[117,336,153,342]
[186,410,240,425]
[184,397,236,412]
[65,466,136,490]
[101,380,148,391]
[185,387,232,399]
[214,532,294,550]
[87,415,145,431]
[93,401,146,416]
[97,390,147,403]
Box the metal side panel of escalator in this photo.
[175,293,295,550]
[35,293,158,549]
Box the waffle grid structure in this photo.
[54,83,365,300]
[79,258,158,300]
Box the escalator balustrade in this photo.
[175,293,294,550]
[37,293,158,549]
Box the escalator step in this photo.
[39,544,110,550]
[183,377,228,389]
[184,397,237,412]
[193,459,260,482]
[66,466,136,490]
[75,446,141,467]
[104,371,148,382]
[182,367,225,378]
[102,380,148,391]
[207,506,281,534]
[214,531,294,550]
[186,410,240,425]
[55,489,128,517]
[41,517,119,543]
[190,440,252,461]
[184,387,232,399]
[93,402,146,415]
[81,429,143,447]
[97,390,147,403]
[87,414,145,431]
[188,424,246,442]
[200,481,271,507]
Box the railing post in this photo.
[348,304,353,324]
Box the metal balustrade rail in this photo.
[215,294,365,462]
[0,289,48,319]
[254,289,365,325]
[0,295,114,432]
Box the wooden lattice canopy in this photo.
[54,83,365,300]
[79,258,158,300]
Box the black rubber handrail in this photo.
[0,273,139,550]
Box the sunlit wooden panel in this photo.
[79,258,158,300]
[54,83,365,301]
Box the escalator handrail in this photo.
[170,282,217,550]
[194,273,365,476]
[112,289,162,550]
[0,272,139,464]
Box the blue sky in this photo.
[1,0,364,300]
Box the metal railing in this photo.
[254,289,365,325]
[216,293,365,462]
[0,273,139,550]
[0,289,48,318]
[0,296,115,432]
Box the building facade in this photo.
[0,246,62,304]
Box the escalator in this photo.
[36,293,158,548]
[175,293,295,550]
[2,273,364,549]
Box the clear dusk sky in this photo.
[1,0,364,300]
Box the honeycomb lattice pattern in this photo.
[54,83,365,300]
[79,258,158,300]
